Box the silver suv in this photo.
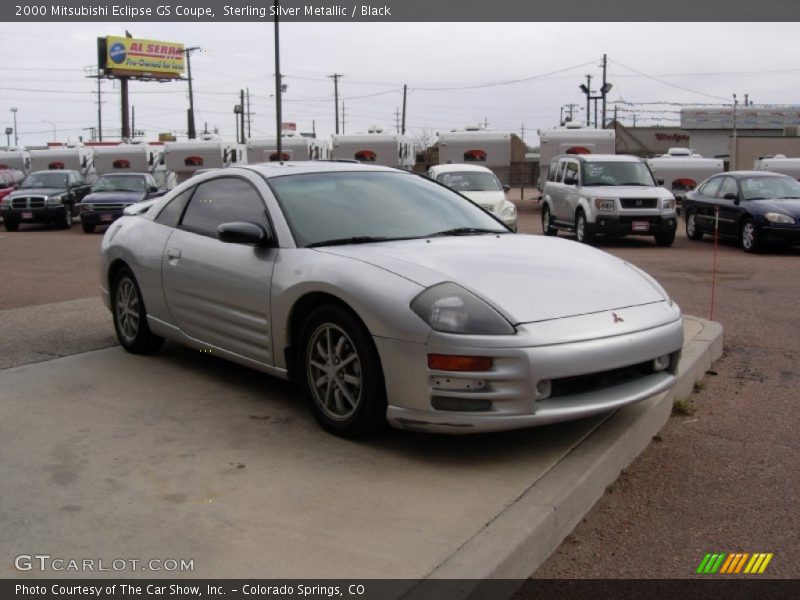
[541,154,678,246]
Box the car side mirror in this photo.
[149,186,159,193]
[656,178,665,186]
[563,176,577,186]
[502,184,511,193]
[723,192,738,201]
[217,221,272,246]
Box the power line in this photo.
[609,59,729,101]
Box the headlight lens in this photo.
[764,212,794,224]
[45,195,64,206]
[410,282,515,335]
[662,198,676,211]
[1,197,12,206]
[593,198,615,212]
[80,203,93,212]
[501,202,516,218]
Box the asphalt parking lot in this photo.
[1,194,797,580]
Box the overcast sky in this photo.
[2,22,799,148]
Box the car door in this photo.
[561,159,581,223]
[714,176,741,237]
[693,176,722,233]
[549,159,568,221]
[161,175,278,365]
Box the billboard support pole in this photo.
[120,77,130,140]
[185,47,200,140]
[274,1,283,162]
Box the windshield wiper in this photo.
[428,227,506,237]
[778,196,800,199]
[306,236,390,248]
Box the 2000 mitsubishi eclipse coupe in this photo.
[100,162,683,437]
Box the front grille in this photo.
[88,203,126,211]
[11,196,46,209]
[547,359,656,399]
[620,198,657,209]
[479,203,495,212]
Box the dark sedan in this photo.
[683,171,800,253]
[79,173,165,233]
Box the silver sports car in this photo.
[100,162,683,437]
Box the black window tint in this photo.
[700,178,722,197]
[179,177,267,238]
[155,188,193,228]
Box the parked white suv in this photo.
[427,163,517,230]
[541,154,678,246]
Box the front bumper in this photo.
[1,205,68,223]
[760,223,800,245]
[591,214,677,237]
[80,210,125,225]
[376,307,684,434]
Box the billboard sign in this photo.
[99,36,185,79]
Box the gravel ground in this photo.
[2,195,798,580]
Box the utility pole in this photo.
[240,89,246,143]
[520,123,525,142]
[246,87,252,139]
[274,2,283,161]
[401,84,407,135]
[394,108,401,133]
[601,54,608,128]
[584,75,592,126]
[483,117,489,129]
[732,93,738,169]
[328,73,343,134]
[341,101,346,134]
[184,46,201,139]
[312,119,316,137]
[10,107,18,147]
[131,105,135,137]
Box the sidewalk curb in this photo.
[426,316,723,585]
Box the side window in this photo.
[155,187,194,228]
[699,177,722,197]
[179,177,267,238]
[555,160,567,183]
[717,177,738,198]
[564,161,579,185]
[547,160,558,182]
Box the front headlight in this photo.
[662,198,676,211]
[80,203,93,212]
[410,282,515,335]
[1,197,12,206]
[500,202,516,218]
[593,198,615,212]
[45,195,64,206]
[764,212,794,224]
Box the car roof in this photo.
[724,170,792,178]
[30,169,76,175]
[235,161,401,179]
[98,172,150,177]
[557,154,641,163]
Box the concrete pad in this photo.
[0,316,721,582]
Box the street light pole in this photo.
[11,107,19,146]
[274,1,283,162]
[184,46,201,139]
[42,120,57,141]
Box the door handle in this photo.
[166,247,182,259]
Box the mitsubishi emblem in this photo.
[612,312,624,323]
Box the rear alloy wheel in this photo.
[112,268,164,354]
[541,204,558,236]
[740,218,761,253]
[81,223,96,234]
[575,210,594,244]
[299,305,386,437]
[685,211,703,241]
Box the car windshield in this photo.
[739,176,800,200]
[268,171,508,247]
[582,161,656,187]
[20,172,69,189]
[436,171,502,192]
[92,175,146,193]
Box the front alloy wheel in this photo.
[61,204,73,229]
[542,205,558,236]
[112,268,164,354]
[740,219,761,253]
[686,211,703,241]
[575,211,594,244]
[299,305,386,437]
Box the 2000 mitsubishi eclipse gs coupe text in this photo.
[100,163,683,437]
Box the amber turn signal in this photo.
[427,354,493,372]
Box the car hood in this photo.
[750,198,800,216]
[460,190,506,209]
[317,234,669,323]
[82,191,145,203]
[581,185,672,198]
[8,187,66,198]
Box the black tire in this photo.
[685,211,703,241]
[575,210,594,244]
[81,222,96,234]
[654,230,676,247]
[4,219,19,232]
[298,304,387,438]
[541,204,558,236]
[111,267,164,354]
[60,203,73,229]
[740,218,762,253]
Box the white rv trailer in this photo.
[0,148,31,174]
[754,155,800,180]
[331,131,415,170]
[537,125,616,188]
[437,130,513,167]
[29,145,95,181]
[647,148,724,200]
[246,134,330,162]
[92,143,176,189]
[164,139,246,184]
